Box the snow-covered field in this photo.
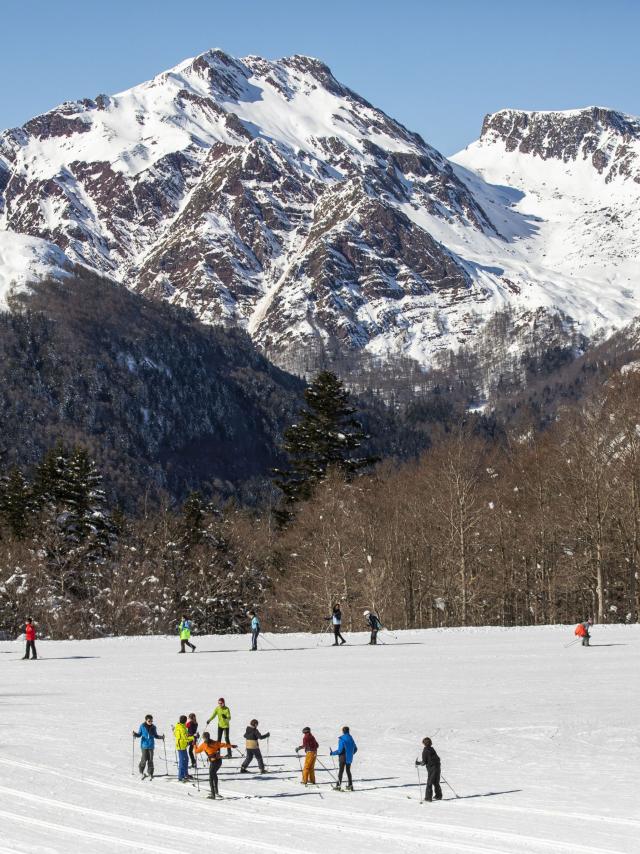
[1,624,638,854]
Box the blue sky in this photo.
[2,0,639,154]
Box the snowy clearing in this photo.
[1,624,638,853]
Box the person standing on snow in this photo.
[22,617,37,660]
[174,715,195,781]
[330,725,358,790]
[207,698,233,758]
[325,604,346,645]
[133,714,164,779]
[576,617,594,647]
[416,736,442,802]
[296,726,319,785]
[363,610,382,644]
[240,719,270,773]
[178,615,196,653]
[195,731,237,799]
[248,611,260,651]
[186,712,199,769]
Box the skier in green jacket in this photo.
[207,697,232,757]
[178,615,196,653]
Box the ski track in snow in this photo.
[1,625,638,853]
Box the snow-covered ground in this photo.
[1,624,638,853]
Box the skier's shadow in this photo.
[587,643,627,647]
[440,788,522,800]
[39,655,100,660]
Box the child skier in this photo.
[174,715,194,781]
[248,611,260,651]
[22,617,37,660]
[133,714,164,779]
[325,604,346,645]
[416,736,442,802]
[330,726,358,790]
[195,732,237,799]
[295,727,319,785]
[206,698,232,758]
[178,616,196,653]
[363,610,382,644]
[187,712,199,768]
[240,719,270,773]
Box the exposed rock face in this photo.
[479,107,640,182]
[1,54,640,370]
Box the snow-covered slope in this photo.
[2,51,640,367]
[0,625,638,853]
[0,231,74,309]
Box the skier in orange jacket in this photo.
[195,732,237,799]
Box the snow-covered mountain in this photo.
[1,50,639,368]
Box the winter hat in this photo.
[250,719,259,726]
[218,697,225,704]
[363,610,370,616]
[302,727,311,733]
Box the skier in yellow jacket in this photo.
[174,715,194,781]
[206,698,232,758]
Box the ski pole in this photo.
[163,737,169,775]
[260,634,280,651]
[266,736,270,767]
[441,775,460,799]
[564,638,579,648]
[195,756,200,792]
[416,759,423,803]
[131,734,135,776]
[296,751,303,776]
[316,756,338,783]
[382,628,399,641]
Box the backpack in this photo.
[575,623,586,637]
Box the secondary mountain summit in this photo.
[1,49,639,368]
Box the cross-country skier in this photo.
[174,715,195,781]
[178,615,196,653]
[195,732,237,799]
[363,610,381,644]
[248,611,260,651]
[575,617,594,647]
[22,617,37,660]
[330,726,358,790]
[133,714,164,779]
[207,698,232,758]
[187,712,199,769]
[325,604,346,645]
[416,737,442,802]
[240,719,270,773]
[296,726,319,785]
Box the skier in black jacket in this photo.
[416,737,442,802]
[240,719,270,773]
[363,610,381,644]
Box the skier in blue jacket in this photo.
[132,714,165,779]
[330,726,358,790]
[249,611,261,651]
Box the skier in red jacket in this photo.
[23,618,37,660]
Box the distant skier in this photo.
[195,731,237,799]
[248,611,260,651]
[207,698,232,758]
[325,604,346,645]
[174,714,195,781]
[416,736,442,802]
[575,617,593,647]
[240,719,270,773]
[22,617,37,660]
[296,726,319,785]
[133,714,164,779]
[178,615,196,653]
[187,712,199,769]
[330,725,358,791]
[363,610,382,644]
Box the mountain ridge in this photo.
[1,49,639,371]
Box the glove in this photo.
[161,735,165,741]
[295,747,300,753]
[132,731,137,737]
[264,732,270,739]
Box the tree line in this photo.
[1,369,638,638]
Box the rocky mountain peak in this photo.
[479,106,640,182]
